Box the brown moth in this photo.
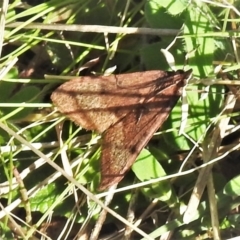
[51,69,192,190]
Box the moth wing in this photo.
[50,69,192,190]
[51,71,170,133]
[51,76,140,133]
[99,78,185,190]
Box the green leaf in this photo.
[0,86,42,120]
[145,1,184,29]
[140,40,186,70]
[226,214,240,228]
[184,3,214,77]
[160,3,224,150]
[164,83,224,150]
[224,175,240,197]
[0,68,19,102]
[132,148,177,204]
[30,183,60,213]
[159,0,189,15]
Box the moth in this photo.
[51,69,192,190]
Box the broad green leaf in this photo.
[157,0,189,15]
[132,148,177,204]
[30,183,60,213]
[145,1,184,29]
[224,175,240,197]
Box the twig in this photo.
[0,0,8,57]
[90,185,117,240]
[124,184,139,240]
[5,22,180,36]
[13,167,32,225]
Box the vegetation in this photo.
[0,0,240,239]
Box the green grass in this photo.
[1,0,240,239]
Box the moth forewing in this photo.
[99,70,192,190]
